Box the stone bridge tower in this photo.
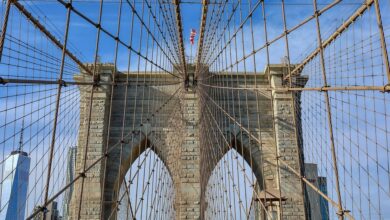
[69,63,308,219]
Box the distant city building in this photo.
[304,163,329,220]
[318,177,329,220]
[33,201,62,220]
[62,147,77,220]
[0,150,31,220]
[0,121,31,220]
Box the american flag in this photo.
[190,29,196,45]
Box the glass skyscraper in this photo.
[304,163,329,220]
[62,147,77,220]
[318,177,329,220]
[0,150,31,220]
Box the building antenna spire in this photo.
[19,118,24,152]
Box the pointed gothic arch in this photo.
[117,146,175,220]
[202,132,268,195]
[204,147,259,220]
[102,133,174,219]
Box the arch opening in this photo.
[205,148,264,220]
[116,148,175,220]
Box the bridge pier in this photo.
[69,64,114,219]
[173,90,201,220]
[69,63,308,220]
[268,65,308,219]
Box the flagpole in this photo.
[190,29,196,63]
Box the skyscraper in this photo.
[318,177,329,220]
[304,163,329,220]
[0,120,31,220]
[62,147,77,220]
[0,150,31,219]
